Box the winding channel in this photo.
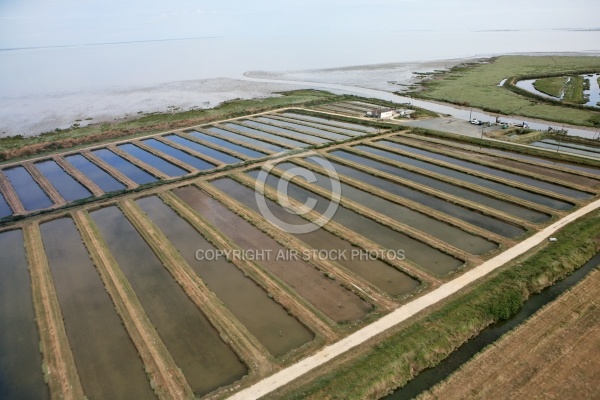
[241,75,599,139]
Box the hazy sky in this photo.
[1,0,598,48]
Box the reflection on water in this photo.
[174,185,372,322]
[515,79,562,100]
[0,230,49,400]
[142,139,216,170]
[282,113,376,133]
[257,117,347,141]
[531,141,600,160]
[91,206,247,396]
[176,133,265,158]
[41,218,155,399]
[277,162,497,255]
[165,134,242,164]
[118,143,187,177]
[584,73,600,108]
[331,150,549,223]
[34,160,92,201]
[205,127,286,152]
[92,149,158,185]
[137,195,313,357]
[2,166,54,211]
[230,121,310,147]
[247,169,464,275]
[358,145,573,210]
[310,156,525,238]
[0,192,12,218]
[379,140,591,200]
[65,154,126,193]
[212,178,420,297]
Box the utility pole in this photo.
[556,127,563,154]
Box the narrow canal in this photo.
[384,253,600,400]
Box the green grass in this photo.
[533,76,566,98]
[273,211,600,400]
[416,56,600,127]
[563,75,586,104]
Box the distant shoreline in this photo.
[2,52,599,138]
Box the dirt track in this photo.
[419,268,600,400]
[228,198,600,400]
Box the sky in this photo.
[0,0,599,49]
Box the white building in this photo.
[366,108,395,119]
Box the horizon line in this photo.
[0,36,221,52]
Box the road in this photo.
[229,198,600,400]
[242,75,599,139]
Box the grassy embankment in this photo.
[271,210,600,399]
[532,75,586,104]
[419,267,600,400]
[0,90,340,164]
[563,75,586,104]
[415,56,600,127]
[532,76,566,98]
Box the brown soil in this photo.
[419,268,600,400]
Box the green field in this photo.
[563,75,586,104]
[416,56,600,127]
[532,76,566,98]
